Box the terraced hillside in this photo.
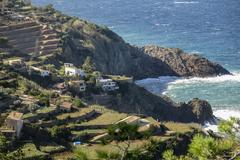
[0,20,60,56]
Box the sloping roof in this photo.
[7,111,23,120]
[53,83,65,89]
[116,116,141,124]
[61,102,73,109]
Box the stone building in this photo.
[0,111,24,139]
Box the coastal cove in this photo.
[32,0,240,119]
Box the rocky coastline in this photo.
[0,2,231,124]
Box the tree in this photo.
[105,122,144,160]
[74,150,89,160]
[82,56,95,73]
[162,118,240,160]
[218,117,239,138]
[0,134,24,160]
[0,134,7,153]
[49,126,71,140]
[73,99,84,108]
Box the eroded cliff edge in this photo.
[60,18,230,79]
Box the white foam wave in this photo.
[174,1,199,4]
[204,109,240,132]
[214,109,240,120]
[169,73,240,85]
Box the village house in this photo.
[53,82,67,94]
[0,111,24,139]
[68,80,86,93]
[97,78,119,92]
[91,115,154,142]
[30,66,50,77]
[40,70,50,77]
[59,101,74,112]
[64,63,85,77]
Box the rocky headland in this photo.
[0,3,230,124]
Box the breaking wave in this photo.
[174,1,199,4]
[169,72,240,85]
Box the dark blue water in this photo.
[32,0,240,118]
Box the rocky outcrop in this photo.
[60,19,230,79]
[187,98,214,123]
[100,83,214,124]
[142,46,230,77]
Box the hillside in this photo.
[0,2,236,159]
[0,3,230,79]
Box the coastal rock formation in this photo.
[58,19,229,79]
[187,98,214,123]
[142,45,230,77]
[101,83,214,124]
[61,19,230,79]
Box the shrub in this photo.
[73,99,84,108]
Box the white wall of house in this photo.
[41,70,50,77]
[65,67,85,77]
[98,79,119,91]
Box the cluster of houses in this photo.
[52,63,120,94]
[4,58,51,77]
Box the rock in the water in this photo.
[142,45,230,77]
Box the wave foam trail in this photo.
[174,1,199,4]
[169,73,240,85]
[204,109,240,132]
[214,109,240,120]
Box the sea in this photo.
[32,0,240,122]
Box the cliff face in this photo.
[61,19,230,79]
[100,83,214,124]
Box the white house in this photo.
[97,78,119,91]
[65,66,85,77]
[30,66,50,77]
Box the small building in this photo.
[65,66,85,77]
[30,66,50,77]
[97,78,119,92]
[0,111,24,139]
[64,63,74,67]
[116,116,152,132]
[40,70,50,77]
[60,102,73,112]
[53,82,67,94]
[68,80,86,92]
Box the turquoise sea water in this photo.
[32,0,240,118]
